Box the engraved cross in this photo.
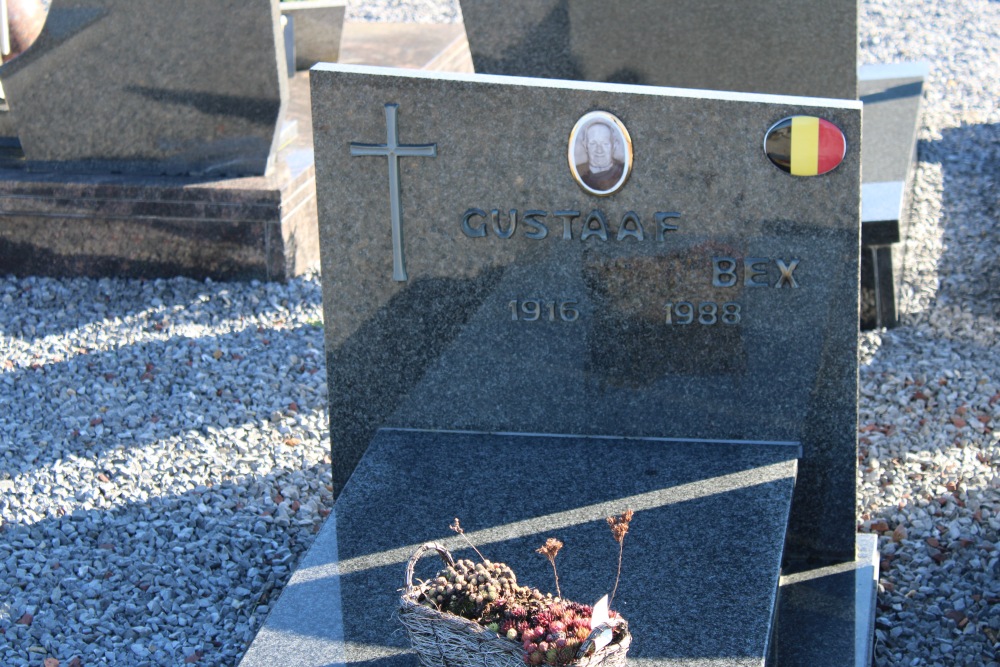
[351,103,437,282]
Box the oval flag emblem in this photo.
[764,116,846,176]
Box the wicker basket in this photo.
[398,542,631,667]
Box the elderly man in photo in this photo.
[576,120,625,191]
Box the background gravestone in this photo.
[0,0,323,282]
[280,0,347,71]
[0,0,287,176]
[459,0,857,99]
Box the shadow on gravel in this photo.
[0,319,326,478]
[0,460,333,667]
[0,274,321,346]
[861,123,1000,666]
[910,121,1000,321]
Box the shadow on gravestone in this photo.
[460,0,857,99]
[327,267,507,496]
[460,0,582,82]
[0,0,287,177]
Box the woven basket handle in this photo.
[404,542,456,593]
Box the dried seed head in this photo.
[536,538,563,562]
[606,510,633,544]
[536,538,564,597]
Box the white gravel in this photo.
[1,0,998,666]
[347,0,460,23]
[858,0,1000,665]
[0,276,332,666]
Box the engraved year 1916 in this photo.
[509,299,580,322]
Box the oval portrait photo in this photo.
[568,111,633,197]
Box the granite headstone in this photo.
[459,0,857,99]
[314,65,861,562]
[280,0,346,71]
[858,62,929,328]
[238,64,872,667]
[0,0,287,176]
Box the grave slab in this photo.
[239,429,800,667]
[311,64,862,562]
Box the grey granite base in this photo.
[859,63,927,329]
[0,74,318,282]
[240,429,800,667]
[775,534,879,666]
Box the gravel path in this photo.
[1,1,998,666]
[857,0,1000,664]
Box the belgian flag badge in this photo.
[764,116,846,176]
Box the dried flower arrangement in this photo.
[398,513,634,667]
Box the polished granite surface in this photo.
[312,64,862,562]
[240,429,800,667]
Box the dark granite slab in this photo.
[311,64,861,561]
[0,74,317,281]
[239,429,800,667]
[859,65,927,193]
[857,63,927,330]
[0,0,287,177]
[775,534,879,666]
[459,0,857,99]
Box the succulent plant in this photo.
[422,558,527,618]
[417,521,631,667]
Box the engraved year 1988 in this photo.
[509,299,580,322]
[664,301,742,325]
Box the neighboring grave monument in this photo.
[460,0,857,99]
[460,0,925,329]
[239,65,876,667]
[2,0,286,175]
[0,0,319,280]
[858,62,929,329]
[280,0,347,72]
